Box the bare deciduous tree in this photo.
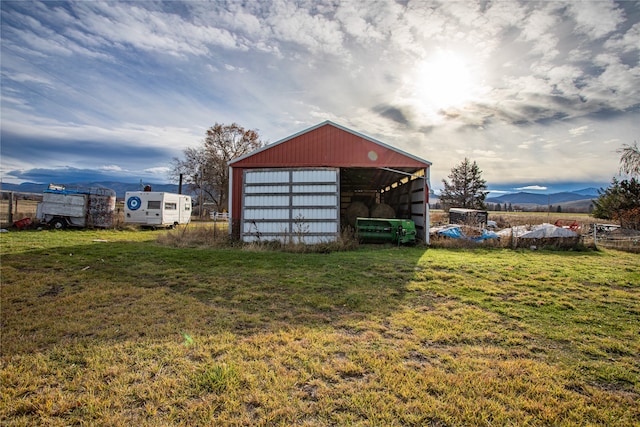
[170,123,265,212]
[618,141,640,177]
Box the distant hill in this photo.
[429,189,599,212]
[0,181,187,199]
[486,190,598,205]
[559,198,596,213]
[571,187,601,196]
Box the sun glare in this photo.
[412,51,477,113]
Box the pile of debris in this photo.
[430,221,582,249]
[430,224,499,242]
[498,223,580,249]
[502,223,579,239]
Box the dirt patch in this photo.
[39,284,63,297]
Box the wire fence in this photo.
[583,234,640,253]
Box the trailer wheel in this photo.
[50,218,68,230]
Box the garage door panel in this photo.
[292,170,337,183]
[245,195,290,207]
[242,168,339,242]
[294,222,338,233]
[292,208,337,220]
[292,195,337,206]
[245,171,289,184]
[243,222,290,234]
[244,208,291,220]
[245,185,290,194]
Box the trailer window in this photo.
[165,202,177,210]
[147,201,161,209]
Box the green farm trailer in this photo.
[355,217,417,244]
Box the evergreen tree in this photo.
[592,177,640,229]
[440,158,488,210]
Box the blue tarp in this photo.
[437,226,464,239]
[43,188,90,195]
[470,228,500,242]
[432,225,499,241]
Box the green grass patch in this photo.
[1,229,639,426]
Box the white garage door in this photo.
[241,168,340,244]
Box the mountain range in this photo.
[485,188,599,205]
[427,188,600,213]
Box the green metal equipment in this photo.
[355,217,417,244]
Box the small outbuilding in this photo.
[449,208,488,228]
[228,121,432,244]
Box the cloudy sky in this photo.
[1,0,639,194]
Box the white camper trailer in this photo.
[124,191,192,228]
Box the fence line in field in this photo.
[210,212,229,221]
[588,235,640,253]
[0,191,43,226]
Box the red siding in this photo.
[231,166,244,227]
[230,123,428,168]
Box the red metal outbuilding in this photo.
[228,121,432,243]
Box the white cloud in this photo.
[144,166,171,175]
[567,0,625,40]
[4,72,53,85]
[334,3,384,43]
[604,22,640,52]
[224,64,247,73]
[516,185,548,191]
[569,125,590,137]
[99,165,124,172]
[1,111,200,153]
[519,6,561,59]
[264,1,346,56]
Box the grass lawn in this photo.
[1,228,639,426]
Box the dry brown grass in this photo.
[156,223,231,248]
[431,209,604,229]
[157,223,361,253]
[489,212,602,229]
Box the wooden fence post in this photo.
[8,192,13,224]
